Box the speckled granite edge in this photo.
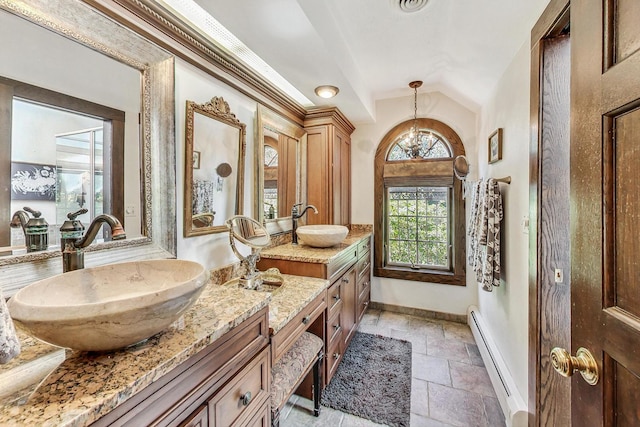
[267,274,329,334]
[260,230,371,264]
[0,283,270,427]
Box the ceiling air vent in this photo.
[396,0,429,13]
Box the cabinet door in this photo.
[341,265,357,347]
[331,128,350,226]
[306,125,329,225]
[179,405,208,427]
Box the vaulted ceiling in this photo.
[195,0,550,123]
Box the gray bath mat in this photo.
[321,332,412,427]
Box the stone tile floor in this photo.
[280,309,506,427]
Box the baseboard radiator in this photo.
[467,306,528,427]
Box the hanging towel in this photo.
[0,288,20,364]
[480,179,503,291]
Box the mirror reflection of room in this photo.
[0,9,143,257]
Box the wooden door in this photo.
[570,0,640,424]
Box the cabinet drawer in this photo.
[356,252,371,282]
[327,247,358,283]
[357,285,371,323]
[271,291,327,365]
[209,346,270,427]
[357,265,371,301]
[178,405,207,427]
[327,280,343,317]
[326,310,343,349]
[357,236,371,259]
[239,400,270,427]
[326,336,344,384]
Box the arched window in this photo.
[374,118,466,285]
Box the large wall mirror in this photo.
[255,105,307,229]
[184,97,246,237]
[0,0,175,295]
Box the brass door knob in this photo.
[550,347,599,385]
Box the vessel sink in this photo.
[8,259,209,352]
[296,225,349,248]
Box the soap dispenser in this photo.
[10,207,49,252]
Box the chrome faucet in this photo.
[60,209,126,272]
[291,203,318,245]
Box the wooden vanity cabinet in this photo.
[304,107,355,226]
[92,308,270,427]
[258,236,372,386]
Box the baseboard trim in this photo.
[467,306,527,427]
[368,301,466,324]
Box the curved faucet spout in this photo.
[10,210,29,230]
[62,213,126,272]
[291,204,319,245]
[74,214,126,249]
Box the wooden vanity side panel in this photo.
[91,308,269,427]
[256,258,326,279]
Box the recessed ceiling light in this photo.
[314,85,340,99]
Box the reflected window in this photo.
[263,144,278,219]
[7,93,123,250]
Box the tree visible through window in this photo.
[374,118,466,286]
[387,186,450,269]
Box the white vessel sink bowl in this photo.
[8,259,209,352]
[296,225,349,248]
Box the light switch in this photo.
[521,216,530,234]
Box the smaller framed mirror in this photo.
[184,97,246,237]
[255,104,307,226]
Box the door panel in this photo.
[572,0,640,424]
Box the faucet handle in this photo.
[67,208,88,220]
[23,207,42,218]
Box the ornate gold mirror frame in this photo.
[184,97,246,236]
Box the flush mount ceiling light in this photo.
[395,0,429,13]
[314,85,340,99]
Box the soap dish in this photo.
[261,268,283,285]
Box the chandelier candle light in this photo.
[402,80,438,159]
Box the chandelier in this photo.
[401,80,438,159]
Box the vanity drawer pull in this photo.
[240,391,252,406]
[302,315,311,325]
[333,352,341,360]
[332,294,341,301]
[333,324,341,332]
[362,280,369,289]
[342,277,350,284]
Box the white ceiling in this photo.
[195,0,550,124]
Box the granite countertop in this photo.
[0,283,271,427]
[267,274,329,335]
[260,229,371,264]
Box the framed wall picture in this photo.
[488,128,503,164]
[10,162,57,201]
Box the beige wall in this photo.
[476,39,531,402]
[350,91,478,315]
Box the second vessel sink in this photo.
[296,225,349,248]
[8,259,209,352]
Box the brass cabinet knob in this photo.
[302,315,311,324]
[240,391,252,406]
[333,324,341,332]
[333,294,341,301]
[550,347,599,385]
[333,352,341,360]
[342,277,350,284]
